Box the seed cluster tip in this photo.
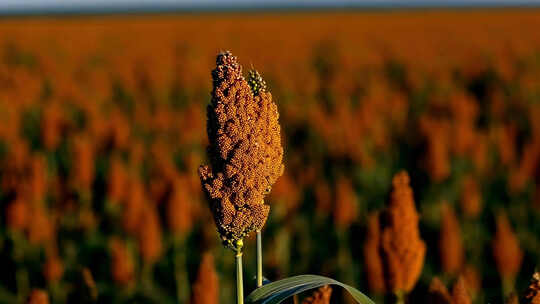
[524,272,540,303]
[248,69,267,96]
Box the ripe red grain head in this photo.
[381,171,426,293]
[524,272,540,304]
[439,203,464,274]
[452,276,472,304]
[301,285,332,304]
[27,289,49,304]
[492,212,523,280]
[428,277,452,304]
[363,212,385,293]
[109,238,135,285]
[191,252,219,304]
[199,51,284,248]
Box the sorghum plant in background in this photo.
[492,212,524,298]
[381,171,426,303]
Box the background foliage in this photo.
[0,9,540,303]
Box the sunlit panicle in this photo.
[420,116,451,182]
[492,213,523,280]
[381,171,426,293]
[109,238,135,285]
[460,177,482,218]
[439,203,464,274]
[461,265,481,300]
[138,205,163,264]
[27,206,54,245]
[108,157,128,203]
[428,276,472,304]
[428,277,452,304]
[72,135,95,191]
[452,276,472,304]
[41,103,63,151]
[363,213,385,293]
[301,285,332,304]
[122,178,145,235]
[43,254,64,283]
[29,154,47,204]
[167,176,194,236]
[6,197,28,232]
[191,253,219,304]
[199,51,284,249]
[333,177,358,229]
[27,289,49,304]
[524,272,540,304]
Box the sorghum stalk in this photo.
[256,229,263,288]
[236,241,244,304]
[16,268,29,303]
[395,291,405,304]
[502,277,515,302]
[173,241,188,303]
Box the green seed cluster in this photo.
[248,69,267,96]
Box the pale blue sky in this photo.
[0,0,538,13]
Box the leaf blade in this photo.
[245,274,375,304]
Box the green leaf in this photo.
[245,274,375,304]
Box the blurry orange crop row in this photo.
[0,9,539,303]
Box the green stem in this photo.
[16,268,29,303]
[256,230,263,288]
[502,276,515,300]
[174,240,188,304]
[395,290,405,304]
[236,251,244,304]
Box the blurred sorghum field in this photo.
[0,9,540,303]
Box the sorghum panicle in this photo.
[301,285,332,304]
[138,205,163,264]
[191,253,219,304]
[43,254,64,283]
[460,177,482,218]
[524,272,540,304]
[439,203,464,274]
[199,51,283,249]
[27,290,49,304]
[363,212,385,293]
[428,276,471,304]
[6,197,28,232]
[452,276,472,304]
[167,176,194,236]
[333,177,358,229]
[461,265,481,299]
[492,213,523,280]
[109,238,135,285]
[428,277,452,304]
[381,171,426,293]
